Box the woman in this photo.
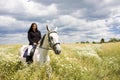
[27,23,41,64]
[28,23,41,45]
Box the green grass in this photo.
[0,43,120,80]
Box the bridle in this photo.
[48,31,60,50]
[39,31,60,50]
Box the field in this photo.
[0,42,120,80]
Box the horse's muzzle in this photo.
[53,44,61,55]
[55,50,61,55]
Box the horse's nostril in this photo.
[59,50,61,54]
[56,50,61,54]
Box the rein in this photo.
[39,46,52,50]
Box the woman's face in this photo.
[32,24,37,30]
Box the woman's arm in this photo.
[28,32,34,44]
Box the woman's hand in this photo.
[33,43,37,45]
[38,41,40,44]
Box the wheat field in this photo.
[0,43,120,80]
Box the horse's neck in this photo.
[42,33,49,50]
[40,34,49,59]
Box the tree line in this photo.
[76,38,120,44]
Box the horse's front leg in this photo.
[44,55,52,79]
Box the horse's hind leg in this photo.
[19,45,28,63]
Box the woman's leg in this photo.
[26,45,36,64]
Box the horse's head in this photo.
[46,25,61,55]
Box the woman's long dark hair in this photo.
[28,23,39,33]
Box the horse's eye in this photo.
[50,37,53,40]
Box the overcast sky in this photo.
[0,0,120,44]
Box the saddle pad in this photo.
[23,48,28,58]
[23,45,33,57]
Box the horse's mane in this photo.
[40,34,46,47]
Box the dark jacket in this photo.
[28,31,41,45]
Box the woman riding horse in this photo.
[20,25,61,65]
[27,23,42,64]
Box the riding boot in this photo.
[26,56,31,64]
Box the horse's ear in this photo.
[46,25,50,32]
[54,27,58,32]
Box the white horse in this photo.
[20,26,61,65]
